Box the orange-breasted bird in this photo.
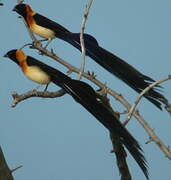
[13,3,169,110]
[4,49,149,179]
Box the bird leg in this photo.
[44,83,49,92]
[33,83,49,92]
[43,38,53,49]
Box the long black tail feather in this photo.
[51,76,149,179]
[58,32,168,110]
[24,55,149,179]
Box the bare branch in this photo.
[108,89,171,159]
[11,89,66,107]
[79,0,94,80]
[132,110,171,159]
[124,75,171,125]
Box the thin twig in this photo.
[133,111,171,159]
[79,0,94,80]
[11,166,23,173]
[124,75,171,126]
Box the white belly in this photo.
[30,23,55,39]
[25,66,51,84]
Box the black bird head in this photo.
[13,3,27,18]
[4,49,20,65]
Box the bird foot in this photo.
[20,43,33,50]
[96,84,108,97]
[50,48,56,56]
[32,40,43,47]
[87,71,97,79]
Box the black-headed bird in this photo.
[12,3,169,111]
[4,49,149,179]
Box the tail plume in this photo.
[52,77,149,179]
[61,32,168,110]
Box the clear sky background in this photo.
[1,0,171,180]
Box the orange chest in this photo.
[26,15,34,27]
[19,61,28,73]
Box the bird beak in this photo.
[12,7,16,11]
[3,54,8,58]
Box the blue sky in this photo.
[1,0,171,180]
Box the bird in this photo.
[4,49,149,179]
[12,3,169,110]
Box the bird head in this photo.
[4,49,20,65]
[13,3,27,18]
